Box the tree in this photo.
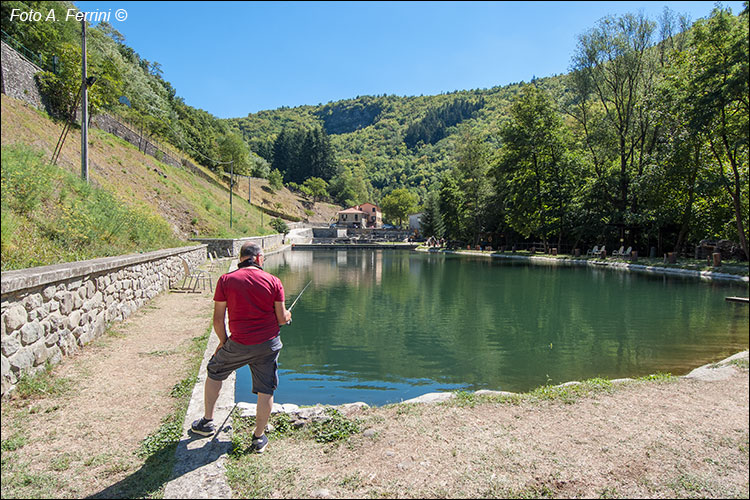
[438,174,465,242]
[420,189,445,239]
[679,5,749,259]
[218,133,251,175]
[495,85,575,250]
[381,188,419,228]
[303,177,329,202]
[328,163,372,207]
[270,217,289,236]
[454,132,492,246]
[571,12,659,245]
[268,169,283,191]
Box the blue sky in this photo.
[73,1,745,119]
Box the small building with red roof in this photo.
[336,203,382,228]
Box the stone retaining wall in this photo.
[190,234,285,258]
[0,40,45,110]
[1,245,207,396]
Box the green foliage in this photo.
[271,126,337,183]
[404,97,485,148]
[1,432,28,452]
[0,145,54,214]
[302,177,329,202]
[419,189,445,238]
[12,362,70,400]
[1,144,182,270]
[527,378,614,403]
[270,217,289,235]
[169,376,197,399]
[381,187,419,228]
[495,85,577,249]
[636,372,676,383]
[328,162,373,207]
[454,132,492,244]
[267,168,283,191]
[308,408,361,443]
[136,412,183,459]
[219,133,252,175]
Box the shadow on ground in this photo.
[87,432,230,499]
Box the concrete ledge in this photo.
[1,245,206,294]
[163,259,238,499]
[293,243,419,250]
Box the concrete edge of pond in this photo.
[417,248,749,283]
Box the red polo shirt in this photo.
[214,267,285,345]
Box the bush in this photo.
[270,217,289,235]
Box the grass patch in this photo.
[1,432,28,452]
[527,378,614,403]
[0,458,61,498]
[12,362,70,401]
[225,455,274,499]
[169,375,198,399]
[308,408,361,443]
[729,358,749,370]
[230,407,361,457]
[136,413,184,459]
[1,144,183,271]
[635,372,676,383]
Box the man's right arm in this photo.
[274,301,291,326]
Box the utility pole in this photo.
[229,160,234,229]
[80,19,89,182]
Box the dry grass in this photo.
[0,291,214,499]
[227,369,749,499]
[1,94,339,243]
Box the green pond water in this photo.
[235,249,749,406]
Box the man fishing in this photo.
[190,242,291,453]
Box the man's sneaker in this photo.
[250,433,268,453]
[191,417,216,436]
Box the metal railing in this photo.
[1,30,58,73]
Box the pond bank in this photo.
[417,247,749,283]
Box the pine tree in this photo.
[420,190,445,238]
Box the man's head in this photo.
[239,242,264,265]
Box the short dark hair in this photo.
[240,242,263,260]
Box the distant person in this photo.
[191,242,291,453]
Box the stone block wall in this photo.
[1,245,207,396]
[191,234,286,258]
[1,40,45,110]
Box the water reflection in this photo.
[234,249,749,406]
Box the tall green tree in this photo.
[438,174,465,242]
[494,86,575,250]
[679,5,749,258]
[419,189,445,239]
[571,12,659,245]
[218,133,251,175]
[302,177,329,202]
[454,132,492,246]
[381,188,419,228]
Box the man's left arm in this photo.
[213,301,228,354]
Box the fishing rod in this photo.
[213,280,313,440]
[285,280,312,325]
